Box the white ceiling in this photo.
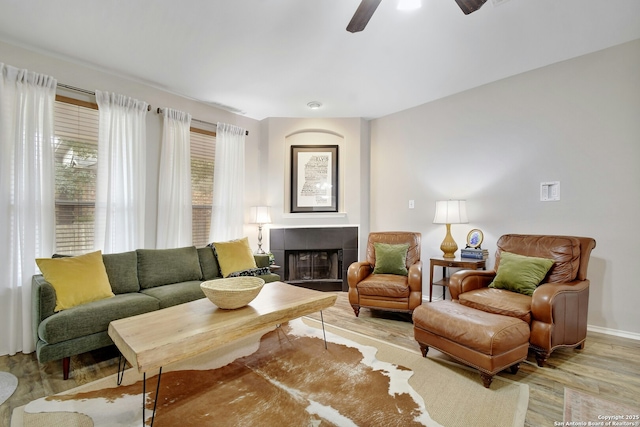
[1,0,639,120]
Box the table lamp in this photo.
[433,200,468,259]
[250,206,271,254]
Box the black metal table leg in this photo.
[117,353,126,386]
[143,367,163,427]
[320,310,328,349]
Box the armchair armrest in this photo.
[347,261,372,289]
[408,261,423,292]
[531,279,590,324]
[530,279,590,358]
[449,270,496,300]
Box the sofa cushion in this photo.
[140,280,205,309]
[496,234,581,283]
[489,251,554,296]
[137,246,203,289]
[36,250,115,312]
[102,251,140,294]
[372,243,409,276]
[198,247,221,280]
[37,293,159,344]
[459,288,532,323]
[213,237,257,277]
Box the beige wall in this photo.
[369,39,640,336]
[0,40,263,250]
[260,117,370,256]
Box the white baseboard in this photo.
[587,324,640,341]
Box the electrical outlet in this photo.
[540,181,560,201]
[409,200,415,209]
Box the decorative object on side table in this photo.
[461,228,489,259]
[200,277,265,309]
[466,229,483,248]
[250,206,271,254]
[433,200,468,259]
[461,248,489,259]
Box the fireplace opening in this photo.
[285,249,343,291]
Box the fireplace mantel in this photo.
[269,226,358,292]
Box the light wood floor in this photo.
[1,292,639,427]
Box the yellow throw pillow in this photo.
[213,237,257,278]
[36,250,114,312]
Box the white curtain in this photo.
[0,63,56,356]
[94,91,148,254]
[209,123,246,242]
[156,108,192,249]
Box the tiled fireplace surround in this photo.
[269,226,358,292]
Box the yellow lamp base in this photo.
[440,223,458,259]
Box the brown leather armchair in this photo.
[348,232,422,317]
[449,234,596,366]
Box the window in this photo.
[190,129,215,247]
[53,99,216,251]
[53,98,99,255]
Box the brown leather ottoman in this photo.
[413,300,530,388]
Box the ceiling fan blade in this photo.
[454,0,488,15]
[347,0,383,33]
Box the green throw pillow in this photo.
[489,251,555,296]
[372,243,409,276]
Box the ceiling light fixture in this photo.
[307,101,322,110]
[397,0,421,11]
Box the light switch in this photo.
[409,200,415,209]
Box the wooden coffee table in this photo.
[108,281,337,425]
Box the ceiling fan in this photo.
[346,0,488,33]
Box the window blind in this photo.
[53,100,99,255]
[190,130,215,247]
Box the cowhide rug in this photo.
[0,371,18,406]
[14,318,528,427]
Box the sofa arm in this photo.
[254,254,271,268]
[347,261,372,289]
[32,275,57,343]
[449,270,496,300]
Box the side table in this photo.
[429,257,486,302]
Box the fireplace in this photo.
[286,249,342,289]
[270,227,358,292]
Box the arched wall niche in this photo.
[284,130,345,214]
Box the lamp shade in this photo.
[433,200,468,224]
[250,206,271,224]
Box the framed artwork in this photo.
[290,145,338,213]
[466,229,484,248]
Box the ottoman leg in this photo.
[418,343,429,357]
[509,363,520,374]
[480,372,494,388]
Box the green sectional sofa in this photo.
[32,246,280,379]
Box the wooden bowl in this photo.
[200,277,265,309]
